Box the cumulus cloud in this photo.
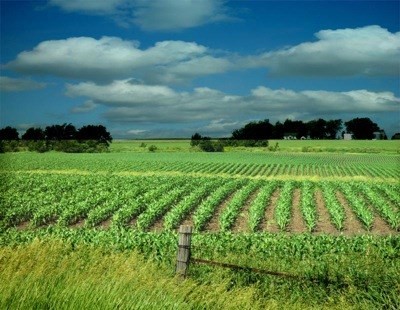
[5,26,399,85]
[6,37,229,83]
[249,25,400,76]
[49,0,232,31]
[0,76,46,92]
[66,79,400,129]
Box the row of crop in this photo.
[1,173,399,233]
[163,178,224,230]
[357,183,400,231]
[192,179,247,231]
[178,163,397,179]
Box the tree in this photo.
[190,133,203,146]
[22,127,45,141]
[307,119,326,139]
[76,125,112,145]
[0,126,19,140]
[344,117,380,140]
[231,119,274,140]
[282,119,307,139]
[45,123,77,140]
[325,119,342,139]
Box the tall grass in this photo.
[1,237,399,309]
[0,240,261,310]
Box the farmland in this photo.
[1,140,400,309]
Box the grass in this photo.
[109,139,400,154]
[0,235,399,309]
[0,240,287,310]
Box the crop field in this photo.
[1,142,399,309]
[1,150,399,234]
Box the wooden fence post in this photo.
[176,225,193,277]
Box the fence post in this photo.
[176,225,193,277]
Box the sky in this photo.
[0,0,399,139]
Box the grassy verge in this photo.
[1,230,399,309]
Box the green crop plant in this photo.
[219,180,261,231]
[248,181,279,232]
[274,181,296,230]
[300,181,317,232]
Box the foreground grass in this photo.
[0,240,263,310]
[1,235,399,309]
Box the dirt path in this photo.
[314,190,338,234]
[16,220,30,230]
[232,189,260,233]
[336,191,365,235]
[97,217,112,229]
[205,193,235,232]
[369,205,396,235]
[69,218,85,229]
[288,188,307,233]
[260,188,281,233]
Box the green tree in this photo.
[76,125,112,145]
[22,127,45,141]
[0,126,19,140]
[345,117,380,140]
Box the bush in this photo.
[198,140,224,152]
[52,140,109,153]
[1,140,20,152]
[219,139,268,148]
[148,145,157,152]
[27,141,50,153]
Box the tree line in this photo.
[229,117,388,140]
[191,117,393,152]
[0,124,112,153]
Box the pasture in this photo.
[0,140,399,309]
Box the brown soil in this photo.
[232,189,260,233]
[97,217,112,229]
[260,188,281,233]
[16,220,30,230]
[369,204,396,235]
[179,214,194,231]
[69,218,85,228]
[336,191,365,235]
[314,190,338,235]
[205,193,235,232]
[288,189,307,233]
[149,216,165,232]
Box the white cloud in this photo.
[49,0,233,31]
[65,80,400,132]
[6,26,399,85]
[0,76,46,92]
[250,25,400,76]
[71,100,97,113]
[6,37,227,83]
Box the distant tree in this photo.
[190,132,203,146]
[272,121,284,139]
[282,119,307,139]
[231,119,274,140]
[45,123,77,140]
[391,133,400,140]
[325,119,343,139]
[76,125,112,145]
[0,126,19,140]
[22,127,45,141]
[345,118,380,140]
[307,119,326,139]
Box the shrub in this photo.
[148,145,157,152]
[198,140,224,152]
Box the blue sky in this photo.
[1,0,399,138]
